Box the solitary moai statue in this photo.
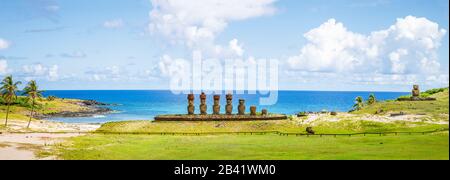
[200,92,207,115]
[213,95,220,115]
[238,99,246,115]
[250,106,257,116]
[187,94,195,115]
[225,94,233,115]
[412,85,420,98]
[261,109,268,116]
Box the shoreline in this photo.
[34,99,114,120]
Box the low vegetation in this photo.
[54,132,448,160]
[352,88,449,120]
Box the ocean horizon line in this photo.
[40,89,410,93]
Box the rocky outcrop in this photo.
[35,100,113,119]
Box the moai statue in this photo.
[261,109,268,116]
[238,99,246,115]
[213,95,221,115]
[200,92,207,115]
[250,106,257,116]
[225,94,233,115]
[412,85,420,97]
[187,94,195,115]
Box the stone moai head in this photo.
[261,109,268,116]
[200,92,206,103]
[187,94,195,115]
[239,99,245,105]
[187,94,194,103]
[238,99,246,115]
[214,95,220,103]
[226,94,232,104]
[250,106,257,116]
[413,85,419,90]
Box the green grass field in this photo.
[54,132,448,160]
[47,88,449,160]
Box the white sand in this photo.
[1,119,100,160]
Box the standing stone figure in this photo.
[412,85,420,98]
[250,106,257,116]
[200,92,207,115]
[261,109,268,116]
[225,94,233,115]
[238,99,246,115]
[187,94,195,115]
[213,95,220,115]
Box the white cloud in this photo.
[158,54,190,77]
[103,19,124,29]
[149,0,276,54]
[288,16,447,77]
[0,39,10,50]
[48,65,59,81]
[22,64,59,81]
[0,60,8,74]
[229,39,244,57]
[87,66,123,81]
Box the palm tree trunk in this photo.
[5,103,10,126]
[27,100,35,128]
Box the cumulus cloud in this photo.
[0,39,10,50]
[287,16,447,77]
[149,0,275,58]
[87,66,123,81]
[103,19,124,29]
[158,54,190,77]
[22,64,59,81]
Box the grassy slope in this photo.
[352,88,449,120]
[56,132,448,160]
[0,97,88,130]
[0,97,88,121]
[97,120,447,134]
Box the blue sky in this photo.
[0,0,448,91]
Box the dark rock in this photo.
[390,112,406,117]
[82,100,108,106]
[306,127,315,135]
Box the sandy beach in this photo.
[0,119,100,160]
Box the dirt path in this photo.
[0,119,100,160]
[0,133,84,160]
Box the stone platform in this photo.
[154,114,288,121]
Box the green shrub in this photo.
[47,95,57,101]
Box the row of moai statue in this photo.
[187,92,267,116]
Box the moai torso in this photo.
[225,94,233,115]
[200,93,207,115]
[250,106,257,116]
[238,99,246,115]
[213,95,220,115]
[412,85,420,97]
[187,94,195,115]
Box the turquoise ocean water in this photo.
[42,90,408,123]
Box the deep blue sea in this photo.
[42,90,409,123]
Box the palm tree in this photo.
[353,96,364,111]
[0,75,22,127]
[367,94,376,105]
[23,80,43,128]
